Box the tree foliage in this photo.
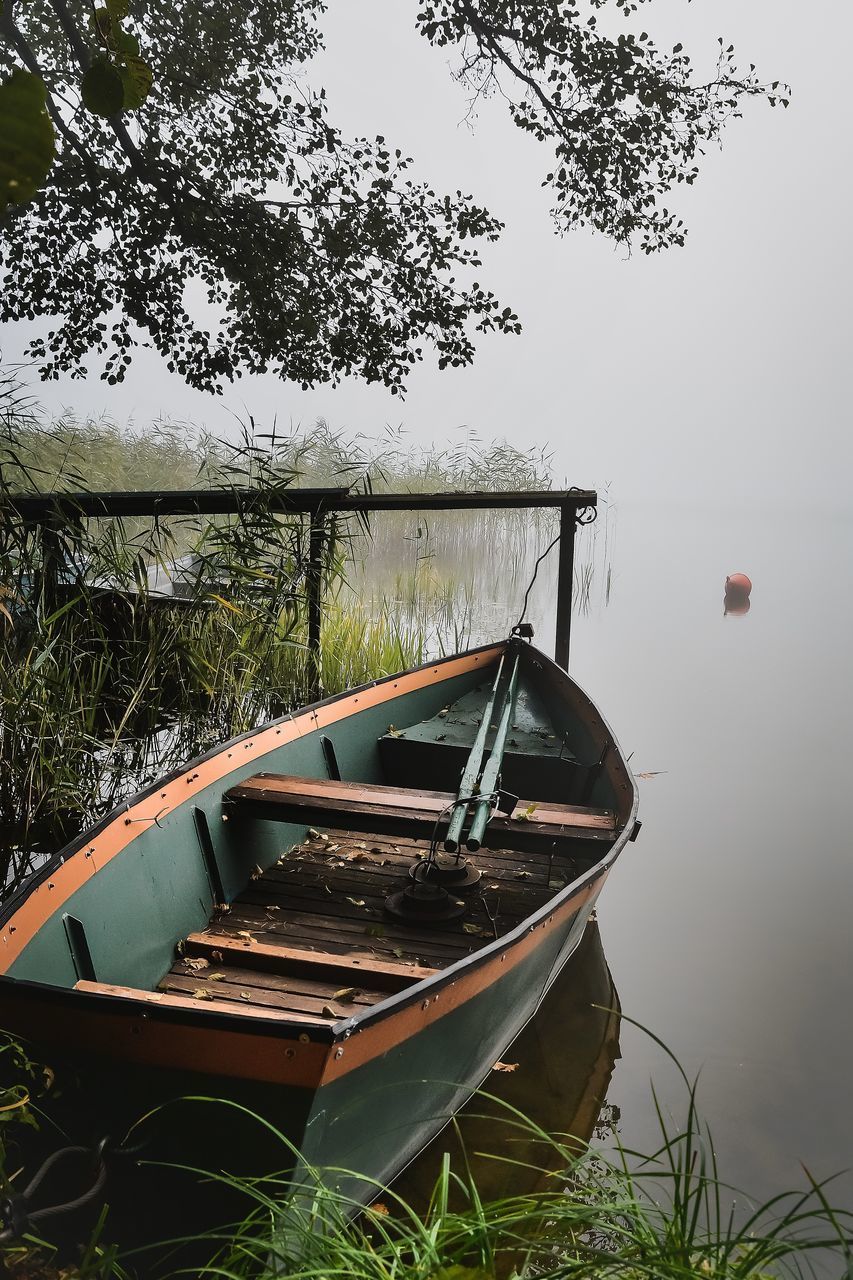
[0,0,785,394]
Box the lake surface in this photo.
[424,497,853,1208]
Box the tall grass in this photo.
[77,1063,851,1279]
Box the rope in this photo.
[0,1139,112,1242]
[512,532,561,635]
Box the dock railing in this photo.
[4,487,598,689]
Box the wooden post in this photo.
[306,511,325,698]
[554,502,576,670]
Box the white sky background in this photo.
[2,0,851,504]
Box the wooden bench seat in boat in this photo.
[224,775,616,848]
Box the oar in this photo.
[443,653,506,853]
[465,652,520,852]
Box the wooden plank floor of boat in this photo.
[159,827,588,1023]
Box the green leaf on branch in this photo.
[81,57,125,116]
[120,56,153,109]
[116,31,141,58]
[105,0,130,18]
[0,70,55,213]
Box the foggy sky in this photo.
[3,0,850,505]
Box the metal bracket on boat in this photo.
[408,852,481,891]
[384,878,467,926]
[511,622,535,641]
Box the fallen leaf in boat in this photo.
[515,870,532,880]
[318,833,329,842]
[333,987,361,1002]
[266,905,280,912]
[348,851,368,862]
[307,828,320,839]
[176,939,185,956]
[211,949,223,963]
[239,991,251,1000]
[392,947,404,958]
[193,989,213,1001]
[463,923,486,935]
[250,864,263,880]
[438,707,449,718]
[184,957,209,972]
[209,973,225,981]
[488,883,500,890]
[346,897,366,907]
[237,930,254,942]
[386,725,401,737]
[492,1061,518,1073]
[636,771,667,779]
[355,841,368,850]
[327,844,340,853]
[214,903,231,914]
[321,1005,339,1018]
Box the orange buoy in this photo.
[725,573,752,597]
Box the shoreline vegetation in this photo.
[0,1021,849,1279]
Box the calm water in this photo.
[489,498,853,1204]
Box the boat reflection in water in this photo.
[392,918,620,1209]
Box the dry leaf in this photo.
[346,897,366,907]
[209,972,226,981]
[237,930,254,941]
[266,905,280,912]
[369,1202,390,1215]
[392,947,404,958]
[333,987,361,1002]
[211,949,223,963]
[239,991,251,1000]
[193,989,212,1001]
[214,902,231,914]
[184,957,209,972]
[250,864,263,880]
[321,1004,339,1018]
[463,923,486,935]
[176,939,185,956]
[493,1061,518,1073]
[348,850,368,863]
[307,827,320,839]
[514,870,532,880]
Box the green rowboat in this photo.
[0,636,638,1195]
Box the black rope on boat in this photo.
[0,1140,110,1242]
[512,533,560,635]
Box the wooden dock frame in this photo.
[5,487,598,690]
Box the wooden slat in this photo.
[226,774,616,839]
[185,932,438,988]
[167,960,385,1005]
[73,980,323,1024]
[160,972,383,1018]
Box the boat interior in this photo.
[117,655,623,1026]
[9,645,631,1031]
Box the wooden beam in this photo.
[554,502,577,671]
[4,488,597,522]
